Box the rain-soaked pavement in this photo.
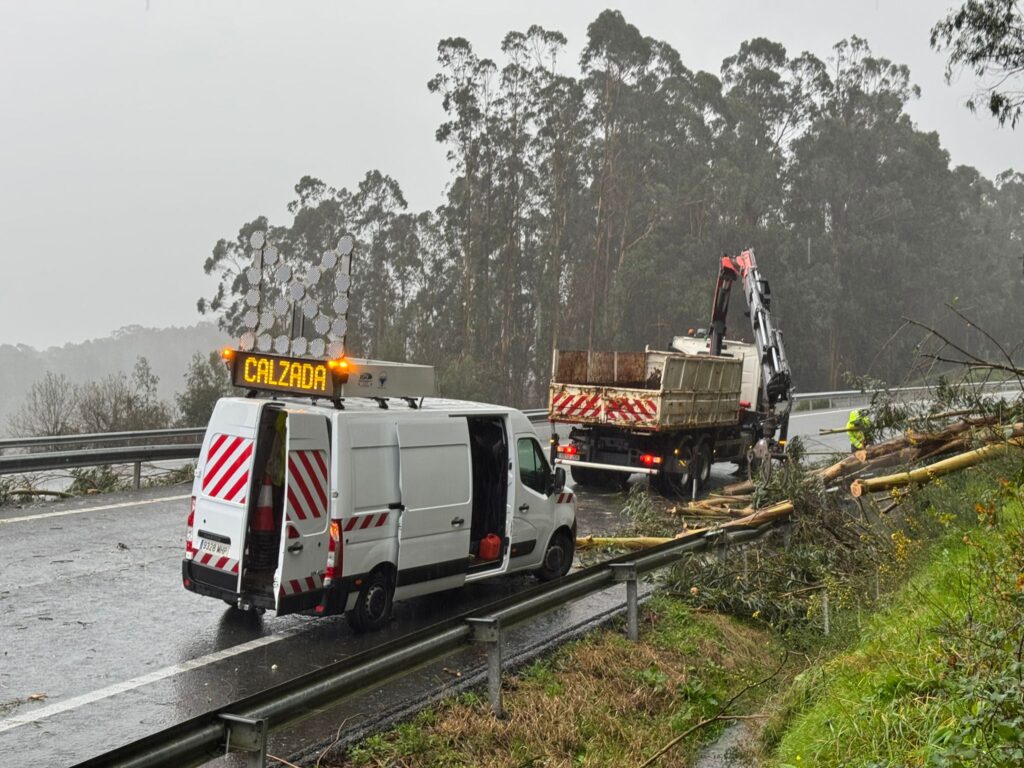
[0,408,849,766]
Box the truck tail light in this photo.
[639,454,663,467]
[557,444,578,456]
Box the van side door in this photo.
[275,411,331,616]
[395,416,472,597]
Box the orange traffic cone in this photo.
[248,474,277,570]
[252,474,275,532]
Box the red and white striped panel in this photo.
[194,551,240,575]
[286,450,328,522]
[342,511,390,532]
[551,391,602,421]
[555,492,575,504]
[280,571,324,596]
[201,434,254,504]
[605,397,659,426]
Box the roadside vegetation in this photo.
[765,464,1024,766]
[324,595,785,768]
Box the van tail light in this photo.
[639,454,663,467]
[324,520,340,586]
[184,496,197,560]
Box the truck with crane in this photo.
[548,249,793,495]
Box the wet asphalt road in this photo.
[0,408,850,766]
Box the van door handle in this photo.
[451,517,464,527]
[518,504,530,512]
[287,542,303,554]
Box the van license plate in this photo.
[199,538,229,556]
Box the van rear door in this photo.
[275,411,332,616]
[395,416,472,597]
[190,400,261,592]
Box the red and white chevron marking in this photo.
[286,450,328,521]
[280,571,324,596]
[201,434,254,504]
[551,392,602,420]
[555,492,575,504]
[193,551,240,575]
[342,511,390,532]
[605,397,658,425]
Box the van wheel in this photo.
[347,570,394,633]
[535,530,574,582]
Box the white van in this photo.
[182,396,576,631]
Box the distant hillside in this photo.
[0,323,230,436]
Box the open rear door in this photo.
[395,416,472,597]
[275,411,331,615]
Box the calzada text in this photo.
[242,356,328,393]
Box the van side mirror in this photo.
[549,466,566,495]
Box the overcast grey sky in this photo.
[0,0,1019,349]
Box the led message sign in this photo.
[231,351,334,398]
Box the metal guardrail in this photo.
[0,427,204,451]
[791,381,1019,410]
[73,517,783,768]
[0,444,203,475]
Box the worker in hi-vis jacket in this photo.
[847,409,870,453]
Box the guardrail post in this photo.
[467,617,505,718]
[220,714,267,768]
[609,562,639,642]
[132,461,141,490]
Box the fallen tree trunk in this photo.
[575,536,674,551]
[576,500,796,551]
[850,440,1023,498]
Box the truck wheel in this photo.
[346,569,394,633]
[570,466,597,486]
[658,439,696,497]
[535,530,574,581]
[696,440,713,487]
[592,469,630,491]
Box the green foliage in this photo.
[200,13,1023,408]
[621,483,677,538]
[767,479,1024,767]
[68,466,126,494]
[175,351,233,427]
[931,0,1024,127]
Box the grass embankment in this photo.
[326,596,783,767]
[765,487,1024,767]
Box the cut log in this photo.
[817,454,867,484]
[575,536,674,550]
[722,479,755,496]
[850,440,1023,497]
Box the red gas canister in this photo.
[479,534,502,561]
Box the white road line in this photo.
[0,630,296,733]
[0,494,190,525]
